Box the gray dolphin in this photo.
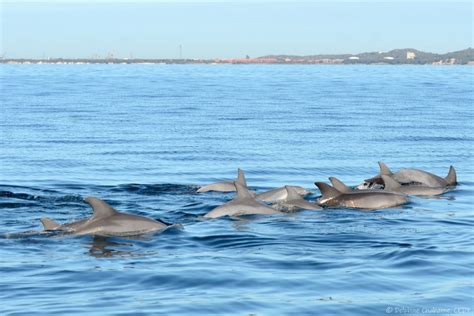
[358,162,457,189]
[197,168,248,193]
[41,197,168,237]
[381,175,449,196]
[330,175,447,197]
[277,186,322,211]
[204,182,282,218]
[256,185,310,203]
[315,182,409,210]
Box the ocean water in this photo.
[0,64,473,315]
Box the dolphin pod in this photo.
[39,163,457,235]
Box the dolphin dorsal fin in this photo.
[285,186,301,201]
[378,161,393,175]
[445,166,457,186]
[328,177,352,193]
[236,168,247,187]
[314,182,341,200]
[84,197,118,221]
[381,175,401,190]
[235,181,254,199]
[40,217,61,230]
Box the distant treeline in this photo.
[2,48,473,65]
[262,48,474,64]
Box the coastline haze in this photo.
[1,1,472,59]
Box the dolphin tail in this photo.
[40,217,61,231]
[378,161,393,175]
[445,166,457,186]
[314,182,341,200]
[381,175,401,191]
[236,168,247,187]
[328,177,352,193]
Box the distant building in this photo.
[349,56,359,60]
[433,58,457,65]
[407,51,416,59]
[383,56,394,60]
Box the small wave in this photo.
[191,233,278,249]
[0,191,44,201]
[378,136,473,142]
[0,189,84,208]
[111,183,199,195]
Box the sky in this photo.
[0,1,472,59]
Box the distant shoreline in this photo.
[2,48,473,65]
[1,60,472,66]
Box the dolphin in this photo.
[330,175,447,197]
[41,197,168,237]
[315,182,409,210]
[277,186,322,211]
[256,185,310,203]
[203,182,282,218]
[357,162,457,189]
[197,168,248,193]
[381,175,449,196]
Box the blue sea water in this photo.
[0,64,473,315]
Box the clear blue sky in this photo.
[1,1,472,59]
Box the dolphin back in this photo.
[285,185,302,201]
[329,177,352,193]
[314,182,341,202]
[378,161,393,175]
[381,175,402,191]
[445,166,457,186]
[236,168,247,187]
[235,182,255,199]
[84,197,118,221]
[40,217,61,231]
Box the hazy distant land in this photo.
[2,48,473,65]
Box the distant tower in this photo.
[179,44,182,59]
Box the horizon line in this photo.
[2,47,472,60]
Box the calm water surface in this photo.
[0,65,473,315]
